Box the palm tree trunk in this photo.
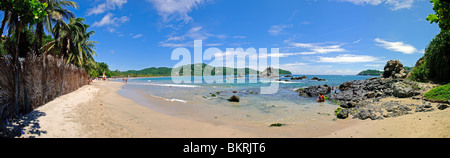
[33,22,43,54]
[15,22,21,115]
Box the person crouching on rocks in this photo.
[317,93,325,102]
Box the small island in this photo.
[357,69,383,76]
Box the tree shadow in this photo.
[0,110,47,138]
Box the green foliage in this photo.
[409,57,430,82]
[357,69,383,76]
[424,31,450,83]
[269,123,285,127]
[424,83,450,102]
[121,63,292,77]
[427,0,450,31]
[334,107,342,116]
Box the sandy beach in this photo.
[19,81,450,138]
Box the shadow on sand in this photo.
[0,110,47,138]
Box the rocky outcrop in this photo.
[328,77,425,104]
[383,60,407,79]
[227,95,240,102]
[260,67,279,78]
[291,75,307,80]
[298,85,331,97]
[311,77,326,81]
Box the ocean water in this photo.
[117,75,375,124]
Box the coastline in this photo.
[18,80,450,138]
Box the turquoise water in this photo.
[118,75,375,123]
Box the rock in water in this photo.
[298,84,332,97]
[227,95,240,102]
[383,60,407,79]
[260,67,279,78]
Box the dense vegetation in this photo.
[357,69,383,76]
[118,63,292,77]
[0,0,98,73]
[0,0,98,121]
[424,83,450,102]
[410,0,450,83]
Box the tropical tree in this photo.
[426,0,450,32]
[1,0,48,115]
[67,23,97,67]
[34,0,77,54]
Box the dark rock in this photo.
[412,96,422,100]
[437,104,449,110]
[298,84,331,97]
[232,91,238,93]
[382,102,411,117]
[340,102,356,108]
[227,95,240,102]
[291,75,307,80]
[336,108,349,119]
[392,82,415,98]
[353,109,380,120]
[415,105,434,112]
[366,91,375,98]
[311,77,319,80]
[383,60,407,79]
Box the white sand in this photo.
[19,81,450,138]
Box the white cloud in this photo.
[316,54,380,63]
[132,34,143,39]
[86,0,128,16]
[290,42,346,54]
[385,0,414,10]
[353,39,361,44]
[268,24,292,36]
[283,62,308,66]
[92,13,129,27]
[374,38,419,54]
[167,36,185,41]
[339,0,414,10]
[364,64,383,67]
[160,26,227,47]
[147,0,207,24]
[340,0,384,5]
[232,36,246,39]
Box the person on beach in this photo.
[317,94,325,102]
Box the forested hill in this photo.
[357,66,412,76]
[357,69,383,76]
[118,63,292,77]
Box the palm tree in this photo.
[33,0,77,104]
[34,0,78,54]
[67,24,98,67]
[50,17,85,96]
[3,0,48,115]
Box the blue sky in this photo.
[72,0,439,75]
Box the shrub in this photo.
[409,57,430,82]
[424,31,450,83]
[424,83,450,102]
